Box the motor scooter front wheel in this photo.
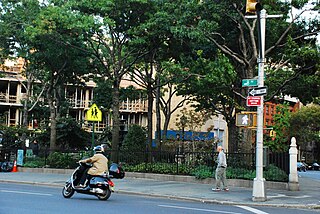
[96,188,111,200]
[62,183,75,198]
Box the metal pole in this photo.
[252,9,267,202]
[91,123,95,155]
[217,117,220,145]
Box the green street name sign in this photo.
[242,79,258,87]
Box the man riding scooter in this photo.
[76,145,108,188]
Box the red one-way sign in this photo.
[247,96,262,106]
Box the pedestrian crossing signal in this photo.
[236,113,252,127]
[236,112,257,127]
[86,103,102,122]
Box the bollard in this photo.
[288,137,299,191]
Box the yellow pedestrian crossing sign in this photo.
[86,104,102,122]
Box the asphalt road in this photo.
[299,170,320,180]
[0,183,319,214]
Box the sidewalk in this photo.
[0,171,320,209]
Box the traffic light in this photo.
[246,0,262,14]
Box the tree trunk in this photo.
[147,83,153,153]
[111,78,120,162]
[228,123,238,153]
[155,76,161,150]
[49,112,57,152]
[22,80,32,127]
[162,113,171,141]
[47,92,57,152]
[23,99,29,127]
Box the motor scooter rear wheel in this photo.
[62,182,75,198]
[97,188,111,200]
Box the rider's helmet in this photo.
[93,145,104,153]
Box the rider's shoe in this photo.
[75,184,86,188]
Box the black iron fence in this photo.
[0,147,289,182]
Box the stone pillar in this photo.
[289,137,299,191]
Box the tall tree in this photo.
[0,0,45,129]
[177,51,239,151]
[169,0,319,151]
[49,0,152,161]
[290,104,320,160]
[26,5,91,151]
[160,81,189,141]
[128,0,192,150]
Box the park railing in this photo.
[0,147,289,182]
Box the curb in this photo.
[17,167,288,190]
[1,179,319,210]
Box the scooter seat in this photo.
[92,173,109,178]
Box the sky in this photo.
[289,0,320,45]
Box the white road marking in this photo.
[236,206,268,214]
[158,204,243,214]
[1,190,52,196]
[267,194,310,199]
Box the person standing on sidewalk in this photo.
[212,146,229,191]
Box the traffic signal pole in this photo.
[252,8,267,202]
[246,0,283,201]
[246,8,282,202]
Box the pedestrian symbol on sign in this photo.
[91,107,99,119]
[236,113,253,127]
[242,115,249,125]
[86,104,102,122]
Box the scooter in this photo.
[62,162,124,200]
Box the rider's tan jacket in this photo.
[81,153,108,175]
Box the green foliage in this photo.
[227,155,254,169]
[96,126,112,147]
[23,157,46,168]
[123,163,177,174]
[122,162,288,182]
[122,124,147,151]
[93,79,113,110]
[226,167,256,180]
[175,108,212,133]
[264,104,291,152]
[123,162,193,175]
[192,166,213,179]
[0,125,30,148]
[47,152,78,169]
[56,118,91,149]
[33,118,91,149]
[290,104,320,159]
[120,86,146,102]
[264,164,288,182]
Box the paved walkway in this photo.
[0,171,320,209]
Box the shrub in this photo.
[191,166,213,179]
[122,125,147,151]
[23,157,46,168]
[226,167,256,180]
[122,162,194,175]
[264,164,288,182]
[122,162,288,182]
[47,152,77,169]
